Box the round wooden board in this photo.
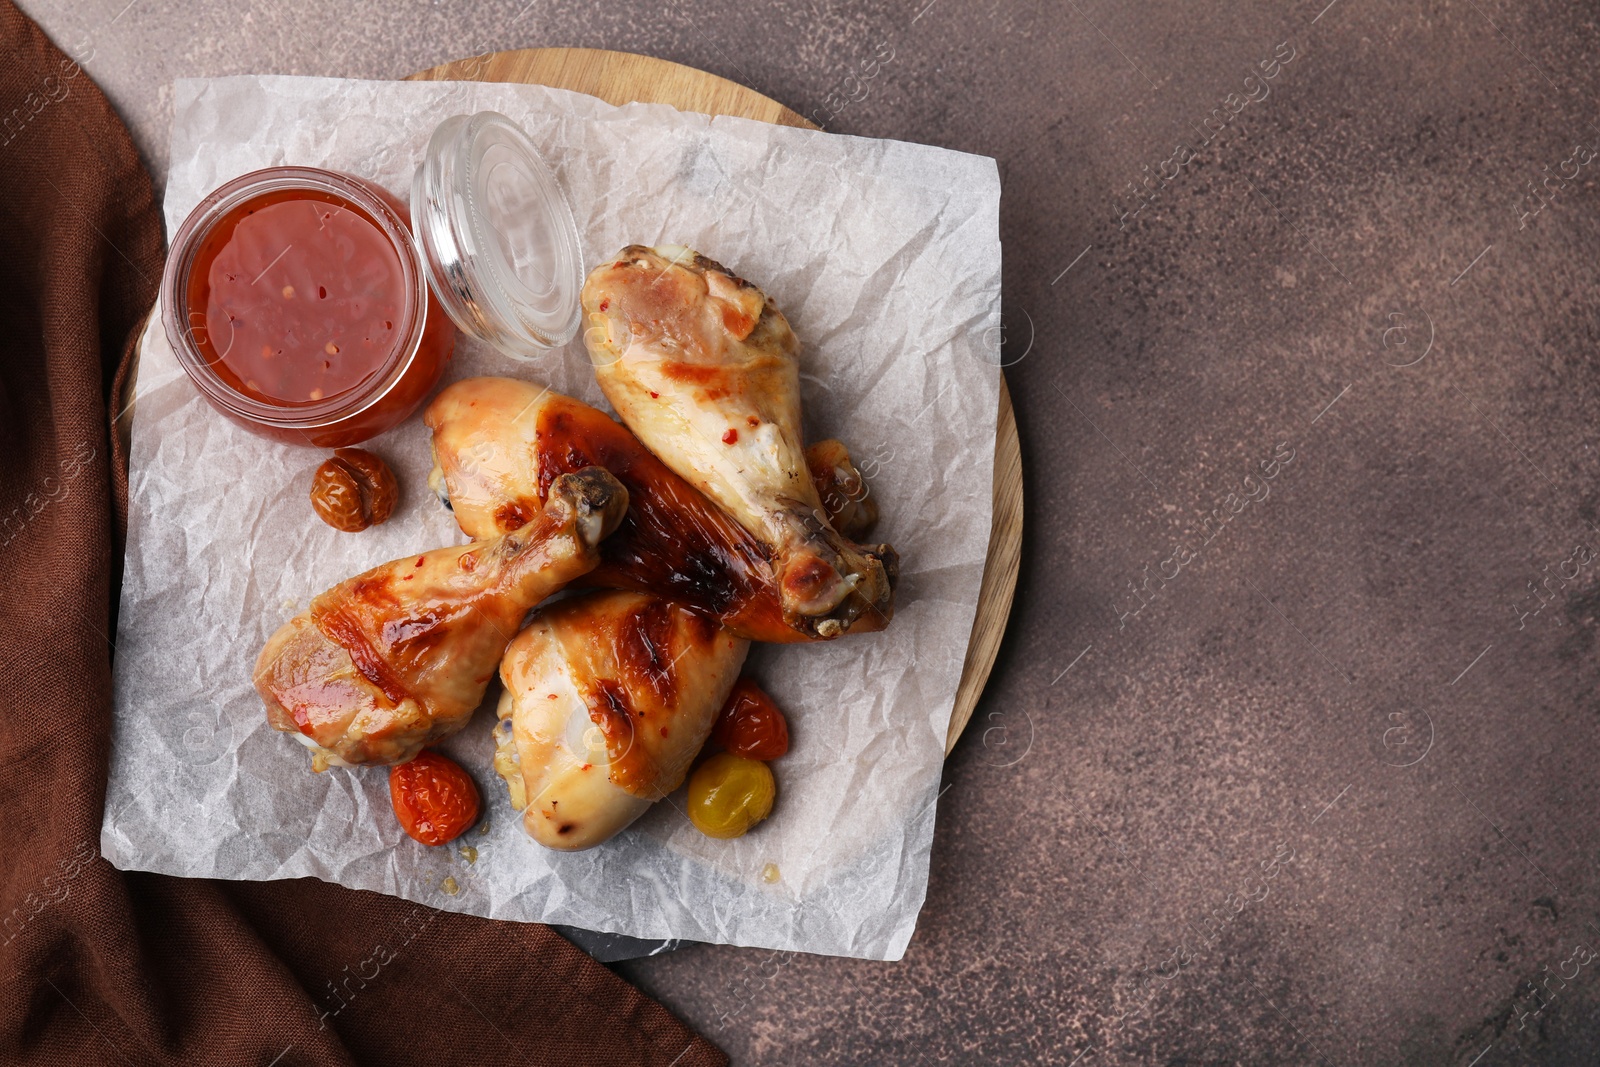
[409,47,1021,756]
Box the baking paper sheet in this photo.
[104,74,1000,961]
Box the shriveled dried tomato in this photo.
[712,678,790,761]
[389,750,480,846]
[310,447,398,532]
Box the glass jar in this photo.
[161,112,583,448]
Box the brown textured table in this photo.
[34,0,1600,1063]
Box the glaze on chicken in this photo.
[254,467,628,767]
[494,590,748,850]
[580,245,896,637]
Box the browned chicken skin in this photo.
[494,590,749,850]
[805,439,879,542]
[425,376,885,643]
[580,245,896,638]
[254,467,628,767]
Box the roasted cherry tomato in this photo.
[389,750,480,845]
[711,678,790,761]
[688,752,775,839]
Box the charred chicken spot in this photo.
[557,823,574,835]
[630,605,672,673]
[604,544,743,616]
[660,360,723,386]
[380,612,453,655]
[533,394,788,638]
[587,678,654,796]
[597,680,632,722]
[315,607,411,706]
[684,608,720,646]
[783,556,838,599]
[492,501,534,531]
[617,599,678,704]
[349,574,394,601]
[692,254,747,285]
[534,401,631,503]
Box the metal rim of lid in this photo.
[411,111,584,357]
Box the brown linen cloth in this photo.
[0,6,726,1064]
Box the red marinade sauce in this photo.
[186,188,406,407]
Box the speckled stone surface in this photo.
[28,0,1600,1062]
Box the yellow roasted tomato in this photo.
[688,752,775,839]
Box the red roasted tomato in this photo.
[389,750,481,845]
[711,678,790,761]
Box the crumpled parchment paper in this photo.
[103,74,1000,961]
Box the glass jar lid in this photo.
[412,111,583,357]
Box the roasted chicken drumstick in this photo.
[581,245,897,638]
[254,467,628,768]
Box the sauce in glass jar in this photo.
[162,167,455,447]
[162,113,584,447]
[188,189,406,406]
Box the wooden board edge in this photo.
[946,376,1023,755]
[407,47,816,129]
